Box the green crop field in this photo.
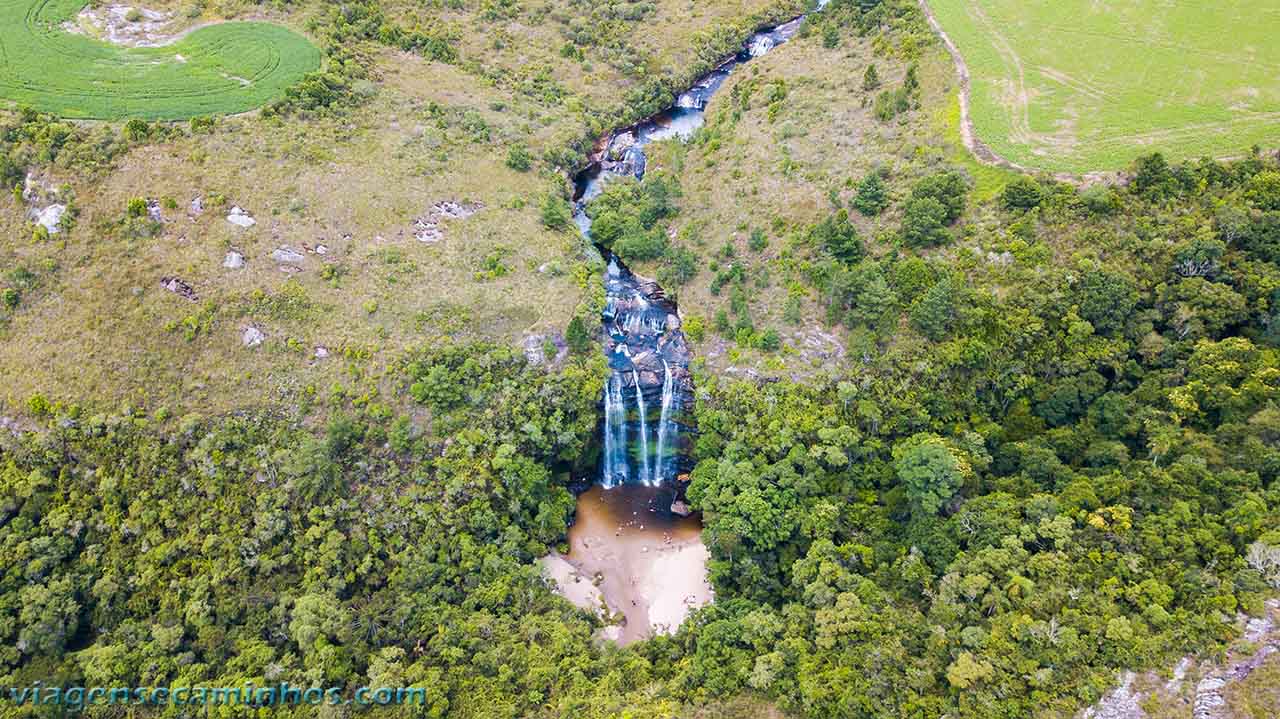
[927,0,1280,173]
[0,0,320,120]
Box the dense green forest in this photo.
[3,152,1280,717]
[1,0,1279,716]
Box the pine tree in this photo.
[862,64,881,91]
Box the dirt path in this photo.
[916,0,1023,170]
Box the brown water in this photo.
[559,485,712,644]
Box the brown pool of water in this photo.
[549,484,713,645]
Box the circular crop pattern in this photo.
[0,0,322,120]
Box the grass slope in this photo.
[0,0,320,119]
[927,0,1280,173]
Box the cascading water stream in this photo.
[602,373,629,488]
[632,369,652,485]
[656,360,675,481]
[576,3,831,490]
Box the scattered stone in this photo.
[189,196,204,217]
[222,251,244,269]
[146,198,164,223]
[227,206,256,228]
[160,276,197,301]
[313,244,328,255]
[433,200,483,219]
[63,4,176,48]
[271,246,305,264]
[413,218,442,243]
[242,326,265,348]
[670,500,691,517]
[411,200,485,243]
[314,346,329,360]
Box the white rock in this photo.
[222,251,244,269]
[271,246,305,264]
[242,326,265,348]
[36,204,66,234]
[314,346,329,359]
[227,206,256,228]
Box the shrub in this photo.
[748,228,768,252]
[910,171,969,223]
[1001,176,1044,210]
[853,171,889,216]
[863,64,881,91]
[1,287,18,309]
[901,197,951,247]
[540,194,570,230]
[505,145,532,172]
[123,119,150,142]
[810,209,863,263]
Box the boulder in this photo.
[36,204,66,234]
[227,206,256,228]
[242,326,265,348]
[271,246,305,264]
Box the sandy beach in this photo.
[543,484,713,644]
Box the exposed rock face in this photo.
[1080,599,1280,719]
[63,4,176,48]
[35,205,66,234]
[413,200,484,243]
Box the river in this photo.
[545,2,827,644]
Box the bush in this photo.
[684,314,705,342]
[540,194,570,230]
[810,209,863,263]
[910,171,969,223]
[565,315,593,354]
[853,171,889,216]
[748,228,768,252]
[126,197,147,218]
[505,145,532,172]
[1001,176,1044,210]
[1,287,18,310]
[901,197,951,247]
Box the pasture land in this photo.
[926,0,1280,173]
[0,0,320,119]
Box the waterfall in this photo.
[602,373,628,489]
[632,369,652,486]
[655,360,676,483]
[582,0,821,491]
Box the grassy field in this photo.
[0,0,319,119]
[927,0,1280,173]
[0,0,790,416]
